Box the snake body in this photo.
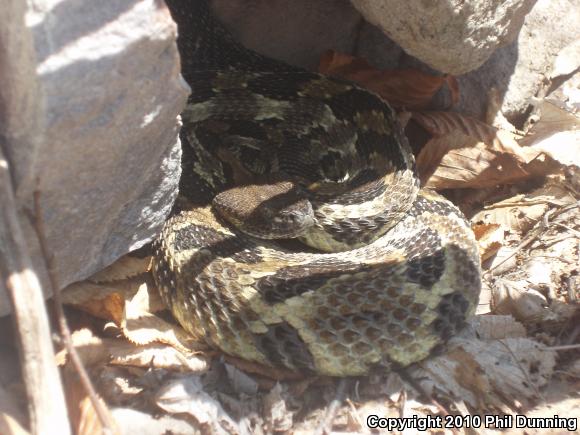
[153,0,481,376]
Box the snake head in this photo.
[213,179,315,239]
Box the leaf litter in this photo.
[47,52,580,434]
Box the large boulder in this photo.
[457,0,580,122]
[0,0,189,315]
[212,0,363,70]
[210,0,578,124]
[349,0,537,74]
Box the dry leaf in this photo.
[318,50,458,109]
[520,100,580,168]
[224,363,259,396]
[487,245,520,274]
[263,383,293,433]
[155,376,241,433]
[425,142,531,189]
[63,262,208,370]
[473,315,527,340]
[419,335,557,410]
[55,328,111,367]
[62,282,127,324]
[477,280,494,315]
[110,408,197,435]
[493,279,549,322]
[412,111,519,146]
[88,255,151,284]
[472,222,503,261]
[97,366,144,404]
[474,194,549,236]
[122,283,198,353]
[110,342,208,372]
[412,111,534,188]
[473,180,576,234]
[62,255,164,322]
[222,354,304,381]
[0,385,28,435]
[63,368,120,435]
[550,39,580,79]
[415,130,474,185]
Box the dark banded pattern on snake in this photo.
[152,0,482,376]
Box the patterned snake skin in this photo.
[153,0,482,376]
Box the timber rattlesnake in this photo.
[153,0,482,376]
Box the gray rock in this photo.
[208,0,576,127]
[456,0,580,125]
[349,0,537,74]
[0,0,189,315]
[212,0,363,70]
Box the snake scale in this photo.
[153,0,482,376]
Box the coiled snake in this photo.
[153,0,482,376]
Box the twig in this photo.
[0,155,71,434]
[551,222,580,237]
[394,366,449,416]
[543,344,580,351]
[345,398,367,433]
[32,189,118,434]
[314,378,350,435]
[489,202,579,274]
[499,340,544,402]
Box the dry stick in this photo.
[489,202,579,274]
[543,344,580,351]
[0,156,71,435]
[394,366,449,416]
[32,190,117,435]
[314,378,350,435]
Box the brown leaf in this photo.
[55,328,112,368]
[472,223,503,262]
[63,369,120,435]
[519,100,580,168]
[318,50,457,109]
[471,181,576,235]
[421,335,557,410]
[0,385,28,435]
[63,259,166,325]
[263,383,294,433]
[222,354,305,382]
[121,283,199,353]
[412,111,501,142]
[62,281,126,324]
[413,111,527,157]
[224,363,259,396]
[473,315,527,340]
[493,279,549,322]
[155,377,241,431]
[61,333,121,435]
[109,342,208,372]
[422,142,532,190]
[412,111,536,188]
[415,131,475,185]
[89,255,151,284]
[63,259,205,368]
